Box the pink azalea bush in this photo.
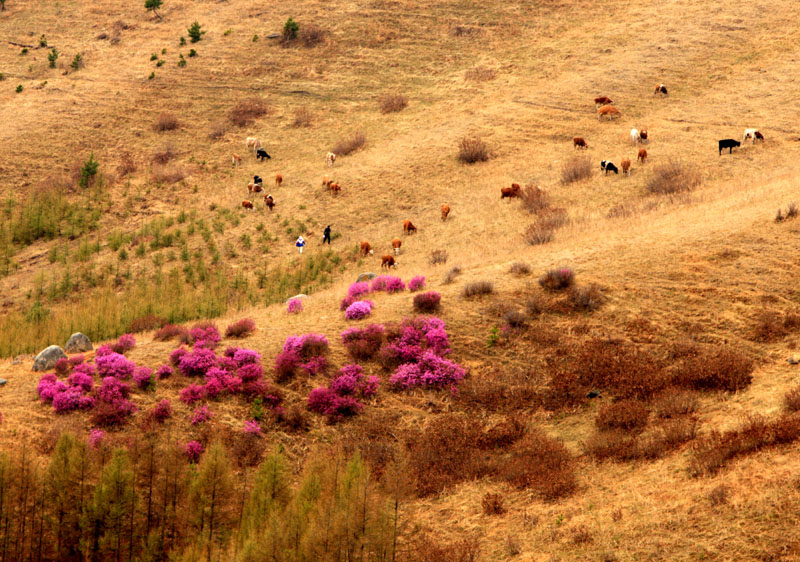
[150,399,172,423]
[95,345,114,358]
[170,347,188,366]
[345,300,374,320]
[111,333,136,355]
[190,322,221,349]
[388,350,466,391]
[348,282,372,300]
[243,420,262,435]
[408,275,426,292]
[191,405,212,425]
[178,348,217,377]
[275,333,330,381]
[54,357,72,376]
[68,354,85,367]
[413,291,441,313]
[341,324,384,360]
[307,388,363,423]
[233,348,261,366]
[38,372,94,413]
[96,352,136,379]
[371,276,405,293]
[179,384,206,405]
[133,367,155,390]
[157,364,173,379]
[287,298,304,314]
[92,378,136,427]
[67,371,94,392]
[89,429,105,448]
[185,440,204,463]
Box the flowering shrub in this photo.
[274,349,301,382]
[68,354,85,366]
[91,398,136,427]
[371,276,405,293]
[133,366,155,390]
[95,345,114,358]
[156,364,173,379]
[302,355,328,376]
[345,300,374,320]
[89,429,105,448]
[243,420,262,435]
[150,399,172,423]
[170,347,188,366]
[191,404,212,425]
[341,324,384,360]
[340,295,357,311]
[185,440,204,463]
[53,389,95,413]
[190,322,221,349]
[179,384,206,405]
[238,363,263,382]
[67,371,94,392]
[413,291,441,313]
[225,318,256,338]
[38,376,67,403]
[408,276,426,292]
[98,377,131,402]
[276,333,330,381]
[348,282,372,300]
[233,348,261,366]
[287,299,304,314]
[54,357,71,376]
[216,356,238,373]
[178,348,217,377]
[111,333,136,354]
[389,350,466,391]
[307,387,363,423]
[284,333,329,357]
[72,362,97,377]
[96,352,136,379]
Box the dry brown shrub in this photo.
[208,120,228,140]
[500,430,577,500]
[571,526,594,545]
[583,430,638,461]
[407,534,481,562]
[154,112,180,131]
[429,249,449,265]
[153,323,188,342]
[479,416,527,449]
[332,131,366,156]
[524,208,569,245]
[128,314,166,333]
[646,159,702,195]
[151,163,186,184]
[342,412,400,480]
[502,310,527,328]
[456,373,540,412]
[520,185,551,214]
[595,400,649,432]
[292,106,312,127]
[379,92,408,113]
[152,143,177,165]
[279,404,309,432]
[464,66,496,81]
[561,156,592,184]
[482,493,506,515]
[567,284,605,312]
[752,308,800,342]
[670,346,754,392]
[229,431,266,468]
[542,369,588,411]
[451,25,482,37]
[510,262,531,276]
[785,386,800,413]
[457,136,490,164]
[116,152,137,176]
[574,340,667,400]
[229,98,270,127]
[442,265,461,284]
[653,389,699,418]
[586,418,697,462]
[708,485,729,506]
[299,24,325,47]
[463,280,493,298]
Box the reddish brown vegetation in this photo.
[482,493,506,515]
[499,431,577,500]
[153,323,189,342]
[128,314,167,333]
[595,400,649,432]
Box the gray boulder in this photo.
[285,294,308,303]
[356,272,378,283]
[32,345,67,372]
[0,378,6,386]
[65,332,93,353]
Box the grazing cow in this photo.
[403,220,417,235]
[653,83,668,96]
[640,130,648,144]
[360,241,374,256]
[391,238,402,255]
[600,160,619,175]
[254,175,263,186]
[242,200,254,210]
[573,137,588,149]
[630,128,640,145]
[256,148,271,161]
[743,128,762,143]
[638,148,648,163]
[264,194,275,211]
[501,184,521,199]
[511,183,521,190]
[381,254,397,269]
[322,177,329,186]
[247,182,255,195]
[253,183,263,194]
[232,154,242,166]
[620,158,631,176]
[441,204,451,221]
[594,96,613,106]
[275,174,283,187]
[329,183,341,194]
[326,152,336,167]
[718,139,741,155]
[597,105,621,120]
[245,137,261,153]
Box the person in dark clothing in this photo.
[322,225,332,245]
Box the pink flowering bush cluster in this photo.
[413,291,441,313]
[287,298,304,314]
[243,419,262,434]
[341,324,384,360]
[388,351,466,391]
[274,333,330,381]
[88,429,105,448]
[191,404,212,425]
[170,347,188,366]
[345,300,374,320]
[110,333,136,355]
[150,399,172,423]
[408,275,426,292]
[37,373,95,414]
[92,377,137,427]
[185,440,204,463]
[371,275,406,293]
[96,352,136,379]
[54,357,71,376]
[157,364,173,379]
[190,322,221,349]
[307,364,378,424]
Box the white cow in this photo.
[326,152,336,167]
[743,128,762,143]
[630,128,641,145]
[245,137,262,153]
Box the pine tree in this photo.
[47,433,90,559]
[91,448,134,562]
[189,441,233,562]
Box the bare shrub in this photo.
[116,152,137,176]
[292,106,312,127]
[458,136,490,164]
[787,202,798,219]
[482,493,506,515]
[154,324,188,342]
[332,131,366,156]
[752,309,800,342]
[152,143,177,165]
[503,310,527,328]
[708,485,729,506]
[408,535,481,562]
[229,98,270,127]
[510,262,531,276]
[646,159,702,195]
[379,92,408,114]
[525,293,546,316]
[429,249,449,265]
[154,112,180,131]
[561,156,592,184]
[443,266,461,284]
[151,163,187,184]
[595,400,649,432]
[463,281,493,298]
[128,314,166,333]
[524,208,569,245]
[464,66,496,81]
[520,185,551,214]
[670,346,754,392]
[571,526,594,545]
[539,268,574,292]
[653,389,699,418]
[299,24,325,47]
[208,120,228,140]
[500,431,577,500]
[450,25,482,37]
[784,386,800,413]
[585,418,697,462]
[279,404,309,432]
[479,416,527,449]
[567,284,605,312]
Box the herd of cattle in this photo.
[225,82,765,266]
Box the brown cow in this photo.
[232,154,242,166]
[381,254,397,269]
[391,238,402,255]
[441,204,451,221]
[360,241,373,256]
[275,174,283,187]
[653,83,668,96]
[640,129,648,144]
[597,105,621,120]
[329,183,341,194]
[501,184,521,199]
[573,137,588,149]
[242,200,254,210]
[637,148,648,163]
[264,194,275,211]
[322,177,330,186]
[620,158,631,176]
[594,96,613,106]
[403,220,417,235]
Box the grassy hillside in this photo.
[2,0,800,559]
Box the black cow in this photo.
[256,149,271,161]
[253,175,263,185]
[718,139,740,155]
[601,160,618,175]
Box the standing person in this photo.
[295,236,306,254]
[322,225,332,245]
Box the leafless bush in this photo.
[229,98,270,127]
[788,202,799,218]
[503,310,527,328]
[520,185,551,214]
[482,493,506,515]
[299,25,325,47]
[443,266,461,284]
[785,386,800,413]
[457,136,490,164]
[154,112,180,131]
[379,92,408,114]
[510,262,531,276]
[653,390,699,418]
[450,25,482,37]
[152,143,177,165]
[463,281,493,298]
[567,284,605,312]
[151,164,187,184]
[292,106,312,127]
[116,152,137,176]
[465,66,496,81]
[708,485,729,506]
[429,250,448,265]
[208,120,228,140]
[646,159,702,195]
[560,156,592,184]
[332,131,366,156]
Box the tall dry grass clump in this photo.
[152,143,177,165]
[464,66,496,81]
[229,98,270,127]
[154,112,179,131]
[208,120,228,140]
[151,163,187,184]
[332,131,366,156]
[292,106,312,127]
[378,93,408,113]
[561,156,592,184]
[299,24,325,47]
[457,136,490,164]
[646,159,702,194]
